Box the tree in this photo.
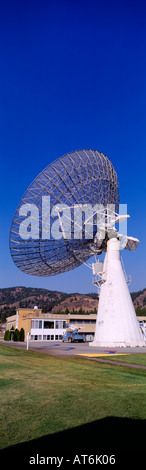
[65,307,69,314]
[13,329,19,341]
[136,307,146,317]
[19,328,24,342]
[4,330,10,341]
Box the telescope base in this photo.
[90,238,145,348]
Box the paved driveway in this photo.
[1,339,146,358]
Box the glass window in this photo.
[39,320,42,329]
[44,321,54,329]
[55,335,58,340]
[31,320,40,328]
[47,335,50,340]
[51,335,54,340]
[56,320,66,329]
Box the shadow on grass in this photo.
[0,417,145,468]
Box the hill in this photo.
[0,287,98,322]
[0,286,146,323]
[131,288,146,307]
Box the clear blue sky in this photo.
[0,0,146,293]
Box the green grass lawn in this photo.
[0,345,146,450]
[97,353,146,366]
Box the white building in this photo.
[6,307,146,344]
[30,318,66,341]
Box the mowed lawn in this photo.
[0,345,146,450]
[97,353,146,366]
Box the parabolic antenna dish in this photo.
[9,149,119,276]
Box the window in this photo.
[31,320,42,329]
[55,335,58,340]
[70,319,83,324]
[44,321,54,329]
[55,320,66,329]
[51,335,54,340]
[69,318,96,324]
[47,335,50,340]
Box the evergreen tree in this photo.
[13,329,19,341]
[19,328,24,342]
[4,330,10,341]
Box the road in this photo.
[1,339,146,359]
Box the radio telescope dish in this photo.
[9,149,119,276]
[9,148,145,347]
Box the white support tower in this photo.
[90,237,145,347]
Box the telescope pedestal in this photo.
[90,238,145,348]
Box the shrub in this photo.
[4,330,10,341]
[19,328,24,342]
[13,329,19,341]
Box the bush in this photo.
[4,330,10,341]
[19,328,24,342]
[13,329,19,341]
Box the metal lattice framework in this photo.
[9,149,119,276]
